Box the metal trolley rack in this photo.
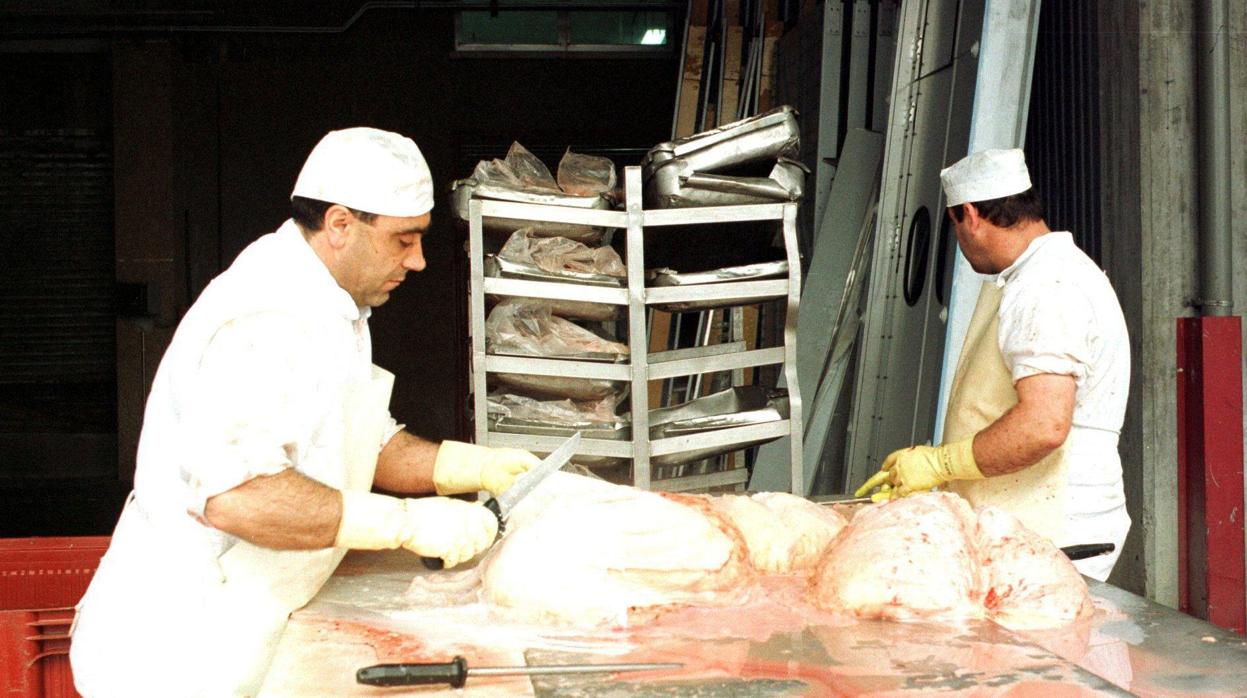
[467,166,803,493]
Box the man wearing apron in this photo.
[856,149,1131,583]
[70,128,541,697]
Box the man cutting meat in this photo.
[856,149,1131,582]
[70,127,540,697]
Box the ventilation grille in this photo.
[1025,0,1101,264]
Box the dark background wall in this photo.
[0,6,679,535]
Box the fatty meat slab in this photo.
[811,492,985,621]
[479,473,753,627]
[708,491,848,574]
[976,506,1095,629]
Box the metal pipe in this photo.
[1196,0,1233,317]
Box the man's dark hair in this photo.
[950,187,1045,228]
[291,195,378,232]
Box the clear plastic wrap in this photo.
[472,141,560,192]
[498,229,625,278]
[557,149,617,197]
[487,392,623,429]
[485,299,628,360]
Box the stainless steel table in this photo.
[259,551,1247,697]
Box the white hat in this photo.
[292,127,434,217]
[939,148,1032,207]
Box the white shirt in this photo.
[72,221,404,696]
[996,232,1131,438]
[994,232,1131,576]
[133,220,402,545]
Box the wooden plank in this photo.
[758,34,779,111]
[675,25,708,138]
[720,26,744,124]
[742,305,759,384]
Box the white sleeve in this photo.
[381,415,405,449]
[998,280,1094,386]
[179,312,330,516]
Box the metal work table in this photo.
[259,550,1247,697]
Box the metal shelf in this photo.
[467,166,804,494]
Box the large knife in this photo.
[423,432,582,570]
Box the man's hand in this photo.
[334,491,499,568]
[853,436,983,501]
[433,441,541,497]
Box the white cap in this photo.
[292,127,434,217]
[939,148,1032,207]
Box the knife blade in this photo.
[422,432,581,570]
[492,431,582,524]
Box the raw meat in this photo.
[810,493,1094,630]
[976,506,1094,629]
[474,476,1089,631]
[811,492,984,621]
[710,492,847,573]
[479,473,752,626]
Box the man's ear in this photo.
[961,202,982,230]
[322,205,354,249]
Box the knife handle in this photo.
[420,498,505,570]
[1060,543,1115,561]
[357,657,469,687]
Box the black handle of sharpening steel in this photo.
[356,657,469,688]
[1060,543,1115,561]
[420,498,505,571]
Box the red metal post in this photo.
[1177,316,1245,634]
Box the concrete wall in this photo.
[1099,1,1246,605]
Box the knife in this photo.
[422,432,582,570]
[357,655,681,688]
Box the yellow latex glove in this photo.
[433,441,542,497]
[334,491,499,568]
[853,436,983,501]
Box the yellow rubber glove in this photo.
[433,441,542,497]
[853,436,983,501]
[334,491,499,568]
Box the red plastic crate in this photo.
[1,537,110,698]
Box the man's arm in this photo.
[855,372,1076,498]
[373,430,541,498]
[203,469,341,549]
[972,372,1076,476]
[373,430,439,494]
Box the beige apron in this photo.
[943,282,1067,540]
[200,365,395,697]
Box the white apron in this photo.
[943,282,1068,540]
[943,283,1126,580]
[72,366,394,698]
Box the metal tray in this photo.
[646,259,789,312]
[484,255,623,288]
[452,178,612,242]
[492,373,623,402]
[649,260,789,287]
[488,386,788,469]
[642,106,800,173]
[645,157,808,209]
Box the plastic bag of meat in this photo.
[811,492,984,621]
[472,142,561,193]
[975,507,1094,630]
[485,299,628,360]
[557,149,617,196]
[499,229,626,279]
[486,392,623,430]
